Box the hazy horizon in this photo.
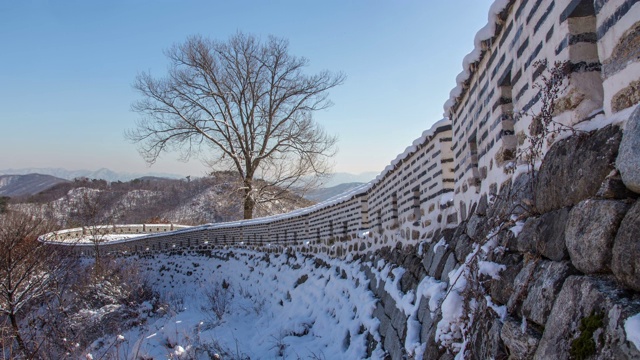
[0,166,380,184]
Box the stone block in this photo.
[536,207,571,261]
[428,246,452,280]
[489,173,535,220]
[477,193,488,216]
[507,259,576,322]
[611,79,640,113]
[596,169,635,199]
[565,199,629,274]
[373,301,388,333]
[362,264,377,291]
[602,21,640,80]
[535,125,622,213]
[617,104,640,193]
[514,207,570,261]
[520,260,577,326]
[373,278,386,299]
[383,291,397,318]
[440,253,458,283]
[420,311,452,360]
[468,315,506,360]
[400,271,419,295]
[488,253,523,306]
[534,275,640,360]
[383,320,404,360]
[612,199,640,291]
[421,243,437,273]
[465,213,485,239]
[389,305,407,341]
[400,253,426,293]
[500,317,541,360]
[453,233,474,263]
[417,296,436,345]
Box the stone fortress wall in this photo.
[41,0,640,260]
[449,0,640,220]
[39,1,640,358]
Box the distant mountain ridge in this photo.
[0,174,70,197]
[321,172,378,188]
[0,168,379,187]
[0,167,185,182]
[304,182,366,202]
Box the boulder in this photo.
[534,275,640,360]
[612,200,640,291]
[565,199,629,274]
[535,125,622,213]
[617,105,640,193]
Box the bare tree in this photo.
[0,197,9,214]
[127,32,345,219]
[0,211,60,358]
[67,188,123,275]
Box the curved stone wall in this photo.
[40,0,640,259]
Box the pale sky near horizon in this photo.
[0,0,493,178]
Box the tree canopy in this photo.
[127,33,345,219]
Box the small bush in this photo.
[294,274,309,288]
[570,311,604,360]
[202,283,232,321]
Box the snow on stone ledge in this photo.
[626,313,640,351]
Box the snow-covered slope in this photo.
[84,250,383,359]
[0,173,69,197]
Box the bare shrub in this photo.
[201,282,233,324]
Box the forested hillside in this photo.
[10,172,312,226]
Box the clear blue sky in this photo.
[0,0,493,178]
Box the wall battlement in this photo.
[40,0,640,258]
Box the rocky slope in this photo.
[358,120,640,359]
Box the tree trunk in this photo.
[9,312,28,358]
[243,179,255,220]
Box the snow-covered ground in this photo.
[74,233,144,244]
[85,250,383,359]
